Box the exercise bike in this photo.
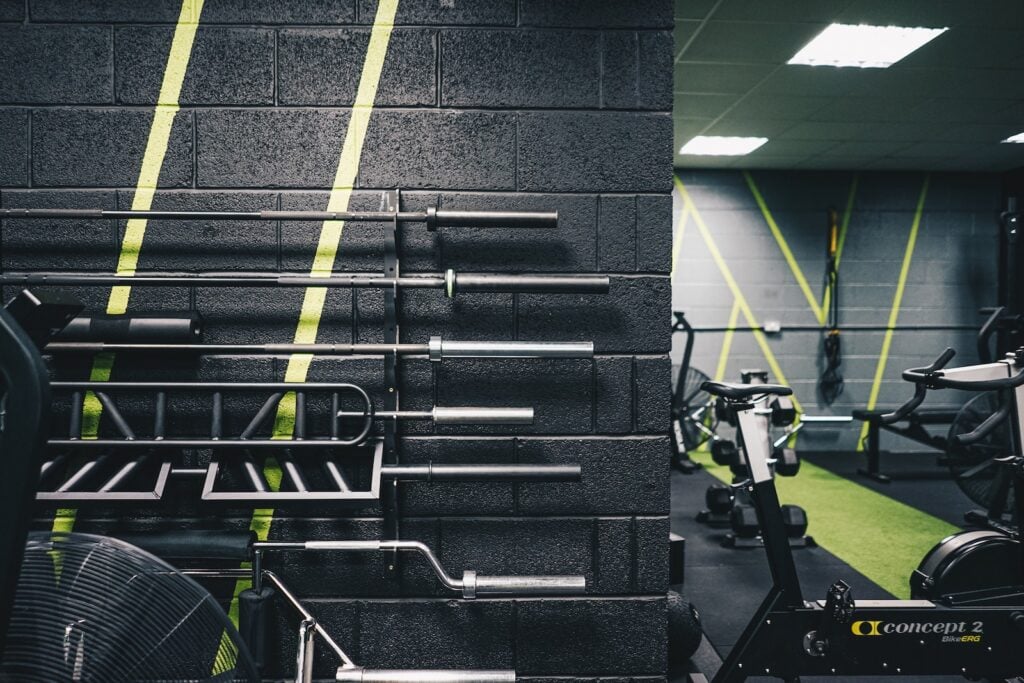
[696,370,812,549]
[698,347,1024,682]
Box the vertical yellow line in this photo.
[744,170,824,324]
[674,176,802,413]
[857,174,931,449]
[220,0,401,630]
[670,201,690,279]
[695,298,740,453]
[821,173,859,319]
[52,0,205,535]
[713,299,741,382]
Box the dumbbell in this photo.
[781,504,809,538]
[729,503,760,539]
[704,484,734,514]
[711,439,740,467]
[772,446,800,477]
[730,503,810,539]
[770,395,797,426]
[714,397,735,426]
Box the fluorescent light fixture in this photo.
[1002,132,1024,143]
[679,136,768,156]
[788,23,948,68]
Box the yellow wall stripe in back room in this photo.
[52,0,205,535]
[677,173,955,598]
[857,174,931,450]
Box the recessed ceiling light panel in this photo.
[788,23,948,68]
[679,136,768,156]
[1002,132,1024,143]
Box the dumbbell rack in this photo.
[3,190,607,552]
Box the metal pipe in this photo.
[335,669,516,683]
[296,619,316,683]
[253,540,586,598]
[3,270,609,297]
[426,338,593,361]
[0,207,557,229]
[324,460,352,492]
[381,463,581,482]
[49,438,373,449]
[45,338,594,360]
[336,407,534,425]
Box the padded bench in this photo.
[852,407,960,482]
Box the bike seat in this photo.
[701,381,793,400]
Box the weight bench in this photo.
[852,406,959,482]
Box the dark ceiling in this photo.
[674,0,1024,170]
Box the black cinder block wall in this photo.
[0,0,675,680]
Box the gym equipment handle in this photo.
[903,347,1024,391]
[881,348,957,425]
[429,208,556,229]
[447,271,610,296]
[461,571,587,597]
[56,314,201,344]
[953,400,1011,446]
[384,463,581,482]
[336,669,515,683]
[429,337,593,360]
[431,407,534,425]
[115,530,255,561]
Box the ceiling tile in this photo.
[845,122,940,142]
[897,141,984,158]
[704,118,796,137]
[836,0,1024,28]
[808,97,924,123]
[721,94,832,120]
[754,66,882,97]
[818,141,913,157]
[906,98,1024,125]
[675,62,775,93]
[674,155,741,169]
[680,20,826,63]
[795,156,881,169]
[897,29,1024,69]
[672,1,1024,171]
[712,0,855,23]
[759,139,839,156]
[674,92,741,118]
[675,0,722,21]
[675,20,702,56]
[779,120,871,140]
[926,124,1024,144]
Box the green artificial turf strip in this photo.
[689,450,959,598]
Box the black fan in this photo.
[675,365,716,451]
[1,532,258,682]
[947,392,1015,519]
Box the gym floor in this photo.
[672,447,971,683]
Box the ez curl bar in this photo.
[121,529,586,682]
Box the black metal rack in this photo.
[5,192,606,549]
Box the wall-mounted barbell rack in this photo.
[5,190,609,573]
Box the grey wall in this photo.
[1,1,675,679]
[672,170,1001,451]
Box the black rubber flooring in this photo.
[671,448,976,682]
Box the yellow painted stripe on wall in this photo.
[858,174,931,449]
[744,171,824,324]
[219,0,401,630]
[675,176,802,413]
[53,0,205,535]
[681,173,955,597]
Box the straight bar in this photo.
[0,207,558,229]
[46,338,595,359]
